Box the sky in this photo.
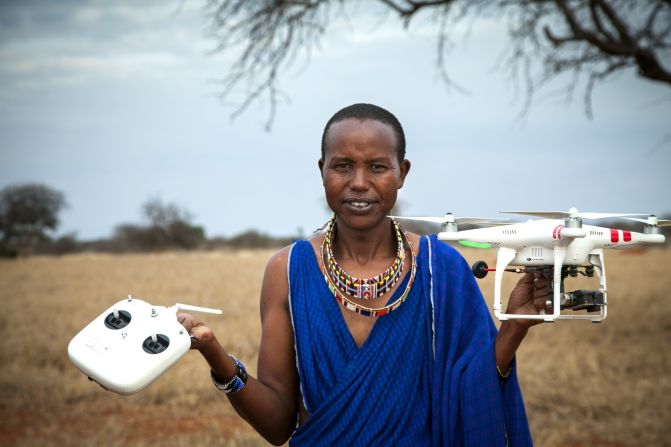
[1,0,670,240]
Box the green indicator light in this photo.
[458,240,492,249]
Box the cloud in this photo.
[0,1,210,92]
[72,3,185,27]
[0,49,188,92]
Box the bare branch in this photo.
[583,58,630,118]
[588,0,617,43]
[546,0,671,85]
[378,0,455,17]
[591,0,634,44]
[204,0,671,128]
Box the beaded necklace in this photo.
[321,217,416,317]
[323,217,405,300]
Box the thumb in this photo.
[190,325,214,349]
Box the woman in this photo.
[179,103,548,446]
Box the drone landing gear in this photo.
[472,257,607,322]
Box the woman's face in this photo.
[319,118,410,232]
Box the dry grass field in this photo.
[0,245,670,446]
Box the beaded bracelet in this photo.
[210,355,248,395]
[496,363,511,380]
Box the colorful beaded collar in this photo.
[320,217,417,317]
[323,217,405,300]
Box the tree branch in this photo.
[204,0,671,128]
[588,0,617,43]
[591,0,633,44]
[547,0,671,84]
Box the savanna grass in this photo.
[1,247,669,446]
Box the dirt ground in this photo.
[1,246,669,446]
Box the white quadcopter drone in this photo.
[68,296,222,394]
[394,208,668,323]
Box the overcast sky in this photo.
[1,1,670,240]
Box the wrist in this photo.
[196,337,239,384]
[197,334,221,357]
[501,319,530,338]
[210,355,248,395]
[495,321,528,373]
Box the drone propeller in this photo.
[622,215,671,227]
[391,214,510,226]
[501,207,647,220]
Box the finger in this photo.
[533,297,551,312]
[190,325,214,349]
[177,313,196,332]
[517,272,535,285]
[533,284,550,299]
[533,276,550,289]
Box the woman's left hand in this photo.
[505,272,551,330]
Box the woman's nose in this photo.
[349,167,369,190]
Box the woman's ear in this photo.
[318,159,325,183]
[398,159,411,189]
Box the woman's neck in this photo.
[332,217,396,265]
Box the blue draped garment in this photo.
[287,235,532,446]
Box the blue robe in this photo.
[287,235,532,446]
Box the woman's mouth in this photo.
[343,199,376,212]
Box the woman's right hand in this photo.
[177,312,216,351]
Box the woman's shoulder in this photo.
[265,236,318,274]
[425,234,469,269]
[262,245,292,288]
[426,234,459,256]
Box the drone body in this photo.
[439,218,665,267]
[394,209,668,323]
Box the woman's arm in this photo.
[179,247,299,445]
[494,272,550,374]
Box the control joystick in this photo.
[104,309,131,329]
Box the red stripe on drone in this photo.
[623,230,632,242]
[610,229,619,243]
[552,225,564,240]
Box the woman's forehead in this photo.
[324,118,398,159]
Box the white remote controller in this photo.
[68,295,222,395]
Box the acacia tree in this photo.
[204,0,671,128]
[0,183,67,257]
[114,197,205,251]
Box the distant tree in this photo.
[36,232,79,256]
[223,229,298,249]
[142,197,206,249]
[0,183,66,257]
[225,229,279,248]
[205,0,671,128]
[168,220,207,249]
[113,224,157,252]
[143,198,190,234]
[113,197,206,251]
